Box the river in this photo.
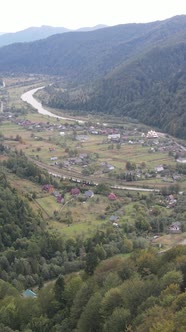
[21,86,85,123]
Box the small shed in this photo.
[23,289,37,298]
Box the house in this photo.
[104,164,115,173]
[84,190,94,199]
[167,194,177,208]
[71,188,80,196]
[42,184,54,193]
[155,165,164,173]
[108,193,117,200]
[146,130,158,138]
[109,215,119,222]
[50,157,58,161]
[23,289,37,298]
[56,195,64,204]
[107,133,121,141]
[168,222,181,234]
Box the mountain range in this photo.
[0,16,185,138]
[0,24,108,47]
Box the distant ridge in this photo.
[76,24,108,32]
[0,26,71,47]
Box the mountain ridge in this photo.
[0,24,108,47]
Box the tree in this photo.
[103,307,130,332]
[161,270,183,289]
[28,316,51,332]
[64,275,83,308]
[77,293,102,332]
[85,251,98,275]
[126,161,136,171]
[70,281,94,327]
[101,287,123,318]
[54,275,65,305]
[94,183,110,195]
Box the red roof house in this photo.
[42,184,54,193]
[71,188,80,196]
[108,193,117,200]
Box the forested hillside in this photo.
[0,16,185,80]
[0,15,186,137]
[1,246,186,331]
[80,39,186,138]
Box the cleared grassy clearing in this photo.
[6,173,41,194]
[36,195,58,217]
[49,218,107,238]
[153,233,186,251]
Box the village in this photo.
[0,77,186,260]
[7,114,185,185]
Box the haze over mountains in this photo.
[0,15,185,138]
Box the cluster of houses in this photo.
[42,182,118,203]
[10,116,186,161]
[6,114,186,184]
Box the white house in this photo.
[146,130,158,138]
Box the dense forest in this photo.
[1,245,186,331]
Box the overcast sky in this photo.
[1,0,186,33]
